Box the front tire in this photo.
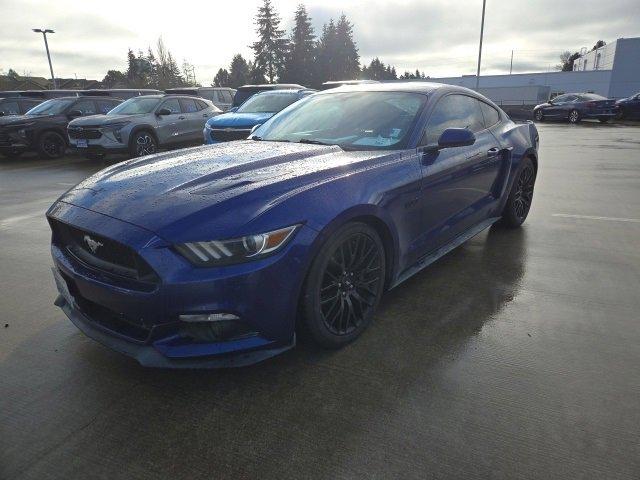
[301,222,386,349]
[37,131,66,159]
[129,130,157,157]
[500,157,536,228]
[568,109,581,124]
[534,109,544,122]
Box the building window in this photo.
[595,53,601,70]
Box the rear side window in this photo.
[179,98,198,113]
[0,101,20,115]
[423,94,484,144]
[160,98,181,114]
[480,102,500,128]
[222,90,233,103]
[216,91,226,103]
[195,100,208,110]
[73,100,97,115]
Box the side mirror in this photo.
[156,108,171,116]
[67,110,83,118]
[437,128,476,149]
[228,106,239,113]
[250,124,262,134]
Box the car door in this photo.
[179,98,207,142]
[417,94,502,253]
[547,94,577,117]
[155,98,185,145]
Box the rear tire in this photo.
[129,130,157,158]
[500,157,536,228]
[301,222,386,349]
[568,109,581,124]
[37,131,66,159]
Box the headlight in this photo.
[175,224,299,266]
[101,121,129,142]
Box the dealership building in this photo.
[426,37,640,104]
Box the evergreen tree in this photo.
[334,14,360,80]
[102,70,128,88]
[361,57,398,80]
[213,68,230,87]
[228,54,251,87]
[251,0,288,83]
[249,61,267,84]
[282,4,316,86]
[316,20,338,84]
[166,52,183,87]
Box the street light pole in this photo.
[33,28,57,89]
[475,0,487,91]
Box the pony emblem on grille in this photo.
[83,235,103,254]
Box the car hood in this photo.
[57,141,390,242]
[0,114,50,126]
[207,112,274,129]
[69,114,140,126]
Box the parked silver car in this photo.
[164,87,236,111]
[67,95,221,158]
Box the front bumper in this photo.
[0,130,32,152]
[68,130,129,154]
[55,293,295,367]
[48,201,315,368]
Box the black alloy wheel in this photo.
[301,223,386,348]
[131,131,157,157]
[38,131,66,159]
[534,109,544,122]
[568,109,581,124]
[501,157,536,228]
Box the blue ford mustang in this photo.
[47,83,539,368]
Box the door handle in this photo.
[487,147,500,158]
[203,113,209,117]
[178,116,186,120]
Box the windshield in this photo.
[237,93,299,113]
[256,91,426,150]
[25,98,75,115]
[108,97,161,115]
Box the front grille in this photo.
[68,127,102,139]
[50,219,159,285]
[210,128,251,142]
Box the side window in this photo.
[222,91,233,103]
[422,94,484,145]
[179,98,198,113]
[0,101,20,115]
[216,91,226,103]
[160,98,181,114]
[196,100,208,110]
[72,100,97,115]
[96,100,116,114]
[480,102,500,128]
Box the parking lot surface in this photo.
[1,123,639,480]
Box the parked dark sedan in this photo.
[0,96,121,159]
[533,93,617,123]
[615,92,640,120]
[48,82,539,367]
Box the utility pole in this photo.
[33,28,57,89]
[509,50,513,75]
[475,0,487,91]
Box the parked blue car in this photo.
[48,82,539,368]
[615,91,640,119]
[533,93,617,123]
[203,89,314,143]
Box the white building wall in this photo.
[572,41,618,71]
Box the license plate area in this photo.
[76,139,88,148]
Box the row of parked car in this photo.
[532,92,640,123]
[0,84,321,159]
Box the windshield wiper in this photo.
[298,139,331,146]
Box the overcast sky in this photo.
[1,0,639,83]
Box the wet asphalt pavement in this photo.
[1,123,639,479]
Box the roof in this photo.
[237,84,305,90]
[319,81,445,94]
